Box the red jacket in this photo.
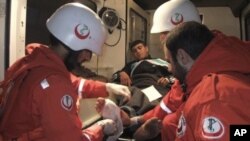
[142,80,184,121]
[142,31,250,140]
[175,31,250,140]
[0,44,108,141]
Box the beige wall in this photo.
[241,3,250,41]
[84,0,127,79]
[198,7,240,38]
[0,0,6,81]
[0,0,26,81]
[8,0,26,66]
[85,0,151,80]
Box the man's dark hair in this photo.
[49,33,81,71]
[166,21,214,61]
[129,40,146,51]
[49,34,74,51]
[49,34,61,47]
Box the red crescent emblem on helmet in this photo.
[74,24,90,40]
[171,13,184,25]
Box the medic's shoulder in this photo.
[29,67,69,90]
[190,72,247,105]
[189,73,218,105]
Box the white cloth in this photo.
[101,99,123,141]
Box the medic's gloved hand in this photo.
[105,83,131,102]
[97,119,117,136]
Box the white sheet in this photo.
[141,85,162,102]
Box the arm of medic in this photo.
[70,73,131,102]
[131,80,184,123]
[176,74,250,141]
[35,75,121,141]
[127,80,184,140]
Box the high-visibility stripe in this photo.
[82,133,91,141]
[78,79,85,98]
[160,100,172,114]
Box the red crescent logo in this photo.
[74,24,90,40]
[171,13,184,25]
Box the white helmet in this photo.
[46,2,107,55]
[150,0,201,33]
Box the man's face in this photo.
[77,49,92,64]
[131,43,149,60]
[64,49,92,71]
[166,49,187,84]
[160,32,169,48]
[160,32,170,60]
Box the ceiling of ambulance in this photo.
[133,0,249,17]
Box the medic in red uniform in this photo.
[133,1,250,141]
[132,0,202,140]
[166,23,250,141]
[0,3,130,141]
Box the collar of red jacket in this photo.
[5,43,67,81]
[25,43,65,68]
[185,30,250,94]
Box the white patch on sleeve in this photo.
[202,116,224,139]
[40,79,50,89]
[61,95,73,111]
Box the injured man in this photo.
[112,40,175,117]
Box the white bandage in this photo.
[101,99,123,141]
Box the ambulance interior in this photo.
[0,0,250,140]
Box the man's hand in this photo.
[105,83,131,102]
[95,97,105,113]
[119,71,132,86]
[157,77,170,87]
[133,117,162,141]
